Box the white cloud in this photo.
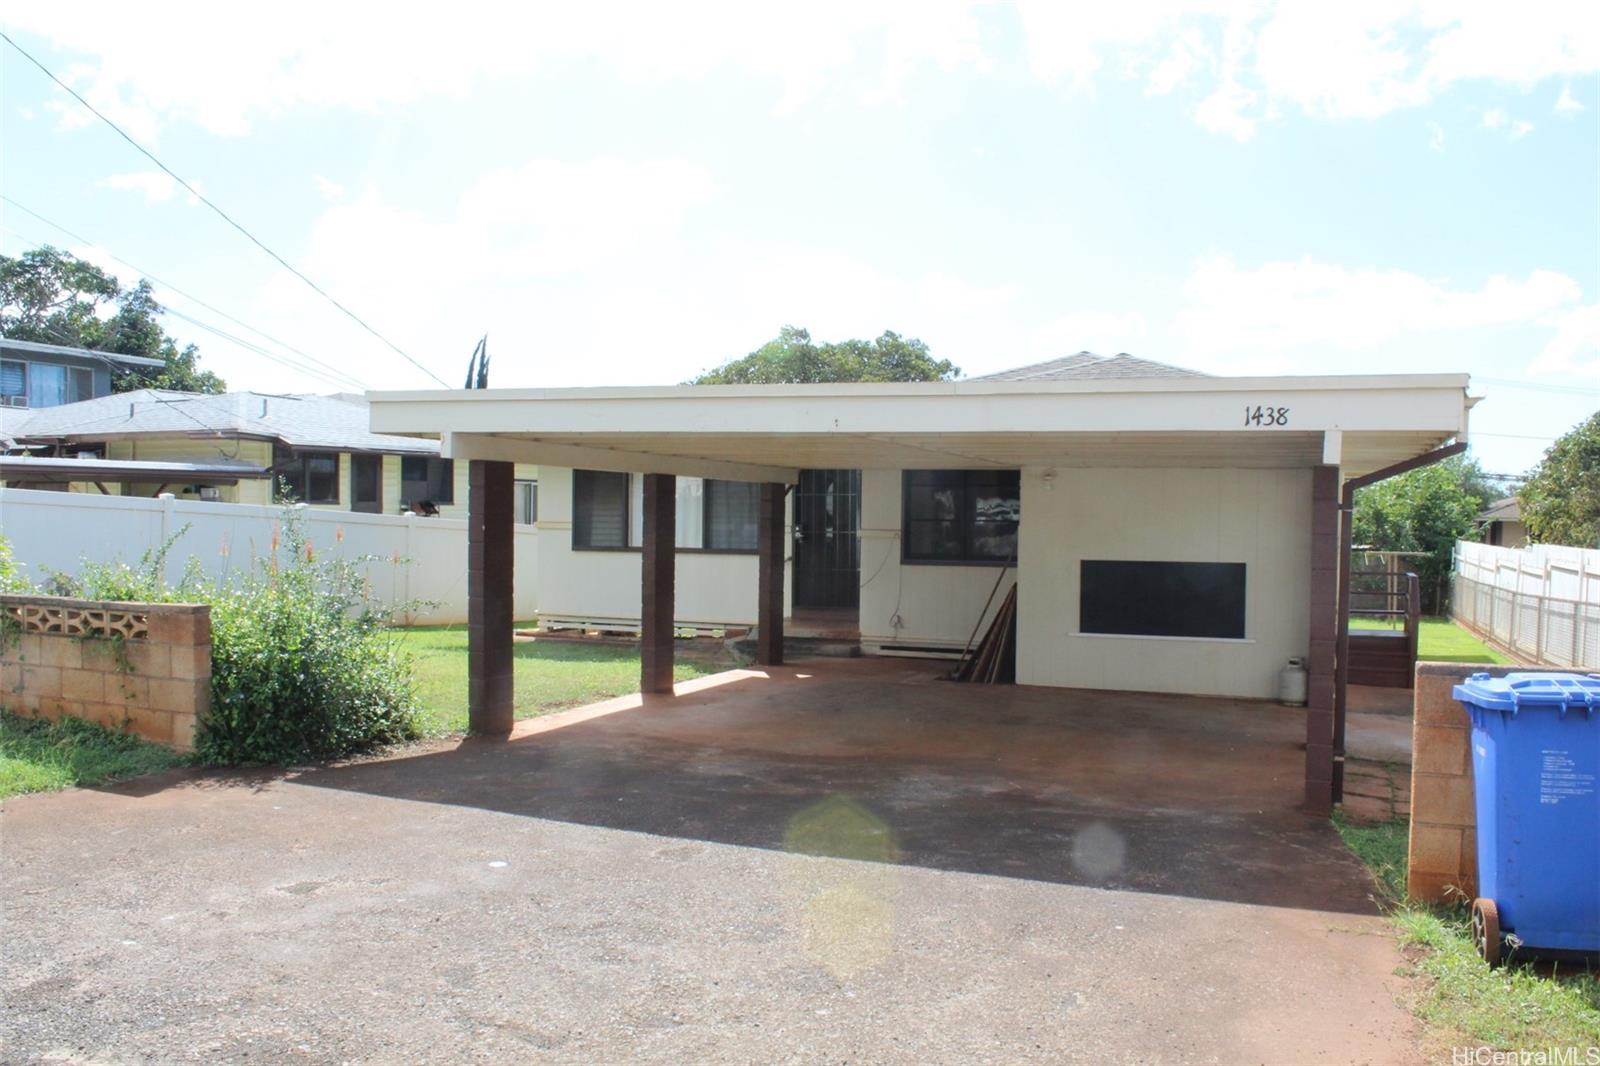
[312,175,344,201]
[1481,107,1508,129]
[1017,0,1598,137]
[95,170,198,203]
[1427,121,1445,150]
[5,0,992,137]
[1530,304,1600,377]
[1556,85,1586,112]
[1482,107,1535,139]
[1175,256,1584,371]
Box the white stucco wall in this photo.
[534,466,789,629]
[858,468,1017,653]
[1015,466,1311,699]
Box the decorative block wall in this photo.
[1406,661,1569,904]
[0,594,210,753]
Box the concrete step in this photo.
[728,634,862,659]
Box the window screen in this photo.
[401,457,453,506]
[67,367,94,403]
[1080,561,1247,639]
[272,445,341,504]
[573,470,629,548]
[705,480,759,550]
[902,469,1019,563]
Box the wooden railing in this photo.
[1346,570,1421,688]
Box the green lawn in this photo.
[1349,616,1513,665]
[1334,815,1600,1052]
[395,626,729,735]
[0,711,184,800]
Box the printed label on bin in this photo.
[1539,749,1597,805]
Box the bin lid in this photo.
[1453,671,1600,712]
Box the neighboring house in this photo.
[1477,496,1527,548]
[368,351,1473,709]
[2,388,538,518]
[1,338,166,410]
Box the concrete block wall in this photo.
[0,594,211,752]
[1406,661,1559,904]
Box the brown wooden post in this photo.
[756,482,786,666]
[641,473,676,694]
[467,459,515,736]
[1306,464,1340,814]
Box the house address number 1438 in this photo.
[1244,405,1290,426]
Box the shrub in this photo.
[52,508,420,765]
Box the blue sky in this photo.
[2,2,1596,477]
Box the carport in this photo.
[367,371,1473,813]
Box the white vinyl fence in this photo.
[1452,539,1600,668]
[0,488,537,625]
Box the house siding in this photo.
[858,468,1018,653]
[1015,466,1312,699]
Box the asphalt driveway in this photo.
[2,660,1418,1064]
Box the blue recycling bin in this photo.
[1452,672,1600,965]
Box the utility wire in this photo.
[1476,376,1600,397]
[2,197,369,389]
[0,29,450,387]
[2,222,368,392]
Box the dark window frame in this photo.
[400,456,454,506]
[900,469,1020,566]
[570,471,760,555]
[271,444,341,505]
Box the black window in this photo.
[272,445,340,504]
[401,456,453,507]
[573,470,630,549]
[705,480,759,551]
[1080,561,1247,639]
[902,470,1019,564]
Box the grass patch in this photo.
[1333,814,1600,1052]
[395,626,729,735]
[0,711,183,799]
[1348,616,1513,664]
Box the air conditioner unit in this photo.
[0,396,26,408]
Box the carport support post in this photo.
[467,459,515,736]
[756,483,785,666]
[1305,465,1340,814]
[641,473,676,694]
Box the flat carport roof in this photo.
[367,371,1472,481]
[367,371,1473,816]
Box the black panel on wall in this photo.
[1080,561,1247,639]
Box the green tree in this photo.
[1520,411,1600,547]
[690,325,958,384]
[1352,456,1497,613]
[0,246,225,394]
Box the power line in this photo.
[2,204,369,390]
[0,29,450,388]
[1472,431,1559,442]
[1476,376,1600,397]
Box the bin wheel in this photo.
[1471,898,1501,968]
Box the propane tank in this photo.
[1279,657,1308,706]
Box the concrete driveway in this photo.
[2,660,1418,1064]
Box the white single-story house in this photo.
[367,352,1474,812]
[1477,496,1527,548]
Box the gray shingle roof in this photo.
[1479,497,1521,522]
[973,352,1209,382]
[8,389,438,455]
